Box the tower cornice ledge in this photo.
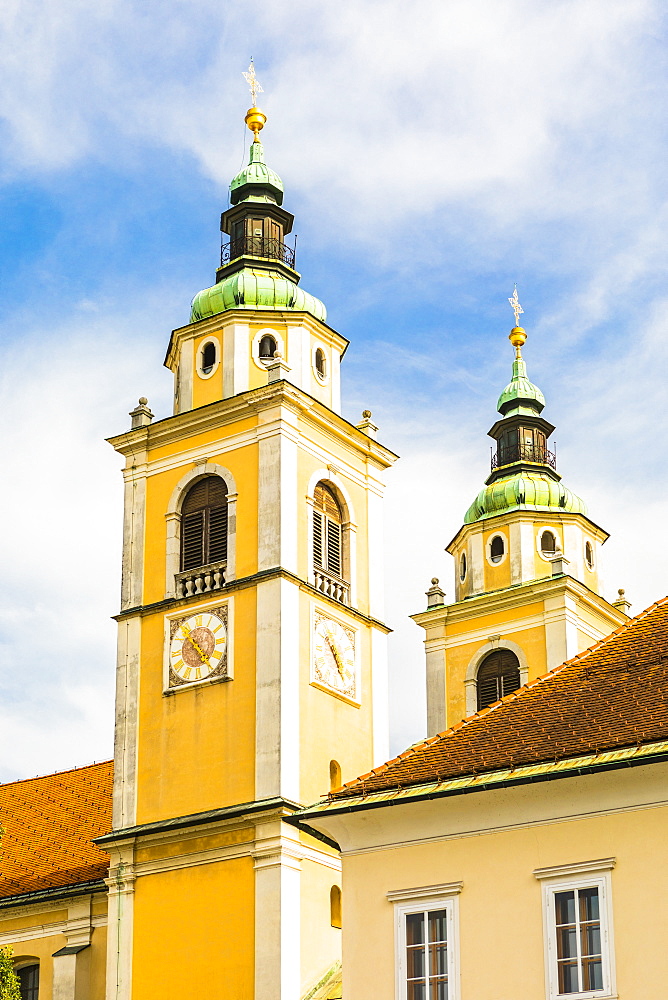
[107,379,398,468]
[411,573,629,629]
[445,507,610,553]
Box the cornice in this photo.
[411,574,628,629]
[107,380,397,469]
[0,880,107,912]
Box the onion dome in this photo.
[497,331,546,416]
[190,267,326,324]
[230,141,284,206]
[464,472,587,525]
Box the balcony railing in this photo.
[175,560,226,599]
[314,568,350,605]
[491,443,557,472]
[221,235,296,268]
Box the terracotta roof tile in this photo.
[0,760,113,900]
[333,597,668,800]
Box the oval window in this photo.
[201,341,216,375]
[315,347,326,378]
[540,530,556,557]
[459,552,467,581]
[585,540,594,569]
[490,535,505,564]
[259,334,277,360]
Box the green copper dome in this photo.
[497,354,545,416]
[464,471,587,525]
[230,141,284,206]
[190,266,326,324]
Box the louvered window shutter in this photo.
[313,509,324,567]
[477,649,521,711]
[181,511,205,570]
[180,476,228,571]
[326,520,342,576]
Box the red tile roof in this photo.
[0,760,113,900]
[333,597,668,800]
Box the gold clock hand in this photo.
[180,624,211,667]
[325,634,345,677]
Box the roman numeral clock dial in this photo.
[169,610,228,687]
[313,614,356,700]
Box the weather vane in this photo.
[243,58,264,108]
[508,283,524,327]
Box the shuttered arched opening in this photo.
[477,649,521,710]
[181,477,228,571]
[313,483,343,579]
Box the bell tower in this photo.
[102,85,396,1000]
[413,295,629,737]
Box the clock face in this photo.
[313,614,356,699]
[169,610,227,685]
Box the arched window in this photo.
[489,535,505,564]
[17,964,39,1000]
[477,649,521,710]
[329,759,342,791]
[585,540,594,569]
[181,477,228,571]
[540,530,556,556]
[459,552,467,581]
[315,347,326,378]
[259,334,277,360]
[313,483,343,579]
[201,341,216,375]
[330,885,342,929]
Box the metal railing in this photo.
[491,443,556,471]
[221,235,296,268]
[175,560,226,599]
[314,568,350,605]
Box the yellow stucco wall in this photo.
[132,856,255,999]
[341,797,668,998]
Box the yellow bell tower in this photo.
[100,90,396,1000]
[413,292,629,737]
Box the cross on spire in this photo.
[243,58,264,108]
[508,283,524,327]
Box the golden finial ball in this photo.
[509,326,527,348]
[245,106,266,140]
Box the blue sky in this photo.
[1,0,667,783]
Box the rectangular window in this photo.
[536,863,615,1000]
[393,890,460,1000]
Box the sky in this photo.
[0,0,667,783]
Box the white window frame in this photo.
[535,860,616,1000]
[389,883,462,1000]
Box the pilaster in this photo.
[253,820,302,1000]
[104,854,135,1000]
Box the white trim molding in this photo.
[164,461,238,596]
[196,335,221,380]
[464,637,529,716]
[252,327,285,372]
[537,859,617,1000]
[387,881,463,903]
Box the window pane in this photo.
[580,887,600,922]
[406,912,425,945]
[581,923,601,958]
[408,984,426,1000]
[582,958,603,991]
[555,890,576,925]
[430,979,448,1000]
[557,926,577,960]
[407,945,426,979]
[429,943,447,977]
[428,910,447,943]
[557,960,579,994]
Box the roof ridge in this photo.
[0,759,113,790]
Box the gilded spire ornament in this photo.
[507,283,527,353]
[242,58,266,141]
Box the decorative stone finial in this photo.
[426,578,445,608]
[129,397,153,429]
[356,410,378,439]
[266,350,291,384]
[612,588,632,615]
[548,546,570,577]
